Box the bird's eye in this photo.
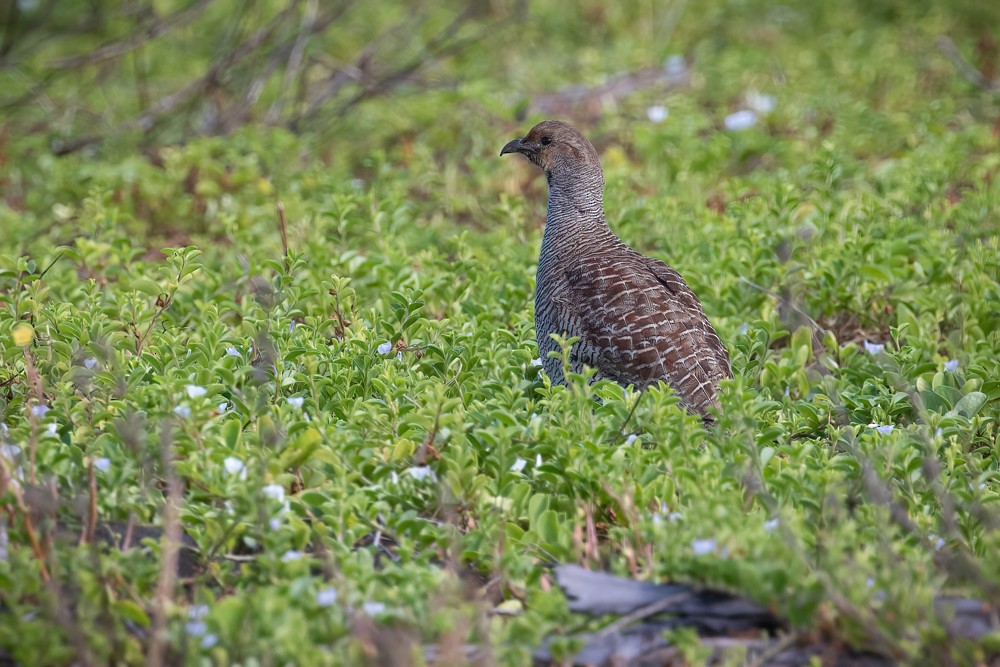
[540,136,552,146]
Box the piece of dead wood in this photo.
[532,565,999,667]
[526,59,691,118]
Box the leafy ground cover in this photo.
[1,0,999,664]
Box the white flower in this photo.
[510,458,527,472]
[667,512,683,523]
[225,347,240,357]
[624,434,639,446]
[186,385,207,399]
[223,457,245,477]
[530,357,543,367]
[262,484,285,502]
[217,402,228,413]
[663,54,686,75]
[724,110,757,131]
[30,404,50,418]
[691,538,717,555]
[316,587,338,607]
[535,454,543,467]
[200,634,218,649]
[188,604,209,620]
[739,322,749,335]
[874,424,894,435]
[944,359,959,372]
[863,341,885,355]
[746,91,776,114]
[269,517,282,531]
[83,357,98,369]
[185,621,207,637]
[377,341,392,355]
[286,397,305,409]
[45,423,58,435]
[281,550,303,562]
[646,105,668,123]
[174,405,191,418]
[406,466,437,482]
[934,537,945,550]
[362,601,386,616]
[94,458,111,473]
[764,518,779,532]
[390,471,399,485]
[396,351,403,362]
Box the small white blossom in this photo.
[200,634,218,649]
[316,587,338,607]
[223,457,245,477]
[30,404,50,418]
[225,347,240,357]
[624,434,639,446]
[646,105,668,123]
[510,458,527,472]
[746,91,776,114]
[764,518,779,532]
[530,357,543,367]
[262,484,285,502]
[944,359,959,372]
[935,427,943,438]
[691,538,717,555]
[396,351,403,362]
[377,341,392,355]
[863,341,885,355]
[174,405,191,418]
[185,621,207,637]
[186,385,208,399]
[217,402,228,413]
[281,550,303,562]
[83,357,98,369]
[935,537,945,550]
[94,458,111,473]
[362,601,386,616]
[390,471,399,485]
[724,110,757,131]
[663,54,686,75]
[667,512,683,523]
[406,466,437,482]
[739,322,749,335]
[875,424,894,435]
[287,396,305,409]
[46,423,58,435]
[269,517,282,531]
[535,454,543,467]
[188,604,209,620]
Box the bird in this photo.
[500,120,731,420]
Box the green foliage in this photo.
[1,0,999,665]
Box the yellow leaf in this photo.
[12,323,34,346]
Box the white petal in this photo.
[691,538,716,555]
[406,466,437,482]
[262,484,285,502]
[510,457,527,472]
[646,105,668,123]
[185,385,208,399]
[377,342,392,355]
[286,396,305,409]
[223,457,245,475]
[316,587,338,607]
[863,341,885,355]
[724,110,757,131]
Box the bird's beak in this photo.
[500,137,526,156]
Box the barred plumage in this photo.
[501,120,731,419]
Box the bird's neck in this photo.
[542,168,616,257]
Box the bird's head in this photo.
[500,120,602,179]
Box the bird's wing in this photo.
[563,253,731,415]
